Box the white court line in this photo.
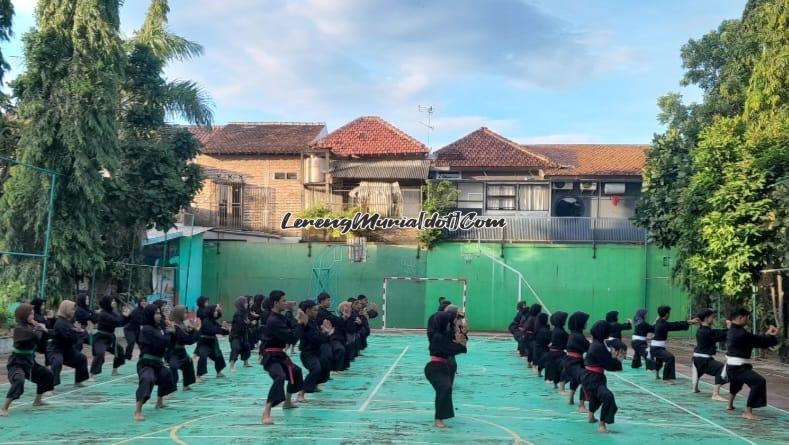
[463,415,531,445]
[675,369,789,416]
[611,372,758,445]
[359,345,409,412]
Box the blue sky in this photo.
[5,0,745,149]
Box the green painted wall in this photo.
[201,241,689,332]
[177,234,204,310]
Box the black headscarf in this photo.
[206,304,221,319]
[537,313,549,328]
[529,304,542,316]
[634,308,647,324]
[568,311,590,332]
[98,295,114,312]
[142,304,160,326]
[550,311,568,329]
[428,311,456,338]
[605,311,619,323]
[76,293,89,309]
[590,320,611,341]
[31,298,45,315]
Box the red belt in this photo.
[585,365,605,374]
[430,356,449,365]
[567,351,583,358]
[265,348,295,383]
[525,331,534,335]
[549,347,564,352]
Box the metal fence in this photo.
[445,216,646,243]
[189,182,273,232]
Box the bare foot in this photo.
[196,376,205,383]
[155,402,167,409]
[89,375,95,382]
[32,400,48,407]
[742,411,759,420]
[296,395,307,403]
[663,380,676,385]
[230,365,236,373]
[183,386,191,391]
[578,404,589,414]
[434,419,447,429]
[0,409,8,417]
[216,372,226,378]
[134,412,144,421]
[587,414,598,423]
[111,370,120,376]
[598,421,608,433]
[711,395,728,402]
[283,402,298,409]
[262,416,274,425]
[74,382,86,388]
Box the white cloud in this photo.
[12,0,36,15]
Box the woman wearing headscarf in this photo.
[520,304,542,365]
[1,304,55,416]
[30,298,53,359]
[630,308,653,370]
[124,297,147,360]
[75,293,97,331]
[90,296,130,378]
[195,303,230,381]
[424,306,467,429]
[532,313,551,376]
[168,305,201,391]
[46,300,89,388]
[195,296,210,321]
[563,311,590,410]
[249,294,266,348]
[581,320,623,433]
[133,304,176,421]
[229,296,253,371]
[542,311,568,390]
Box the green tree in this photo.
[0,0,126,297]
[419,180,458,249]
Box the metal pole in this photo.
[752,285,757,334]
[183,214,195,307]
[39,173,58,300]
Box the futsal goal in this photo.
[381,276,467,330]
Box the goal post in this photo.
[381,276,467,330]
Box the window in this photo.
[457,182,484,209]
[436,171,462,180]
[518,184,549,211]
[486,184,517,210]
[217,182,243,227]
[274,172,298,180]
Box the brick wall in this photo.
[193,154,304,235]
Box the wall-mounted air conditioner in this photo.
[552,181,574,190]
[580,182,598,191]
[603,183,626,195]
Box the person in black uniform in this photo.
[582,320,623,434]
[133,304,176,421]
[532,313,551,376]
[508,302,527,354]
[124,297,147,360]
[46,300,89,388]
[29,298,53,360]
[604,311,631,355]
[630,308,654,370]
[168,305,201,391]
[563,311,590,411]
[650,305,699,383]
[195,304,230,381]
[543,311,568,390]
[356,295,378,351]
[316,292,345,373]
[229,296,253,371]
[724,308,779,420]
[425,309,467,429]
[298,299,333,396]
[692,308,729,401]
[1,304,55,416]
[521,304,542,365]
[90,296,130,378]
[427,299,452,339]
[261,290,305,425]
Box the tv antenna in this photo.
[418,105,434,150]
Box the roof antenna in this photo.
[418,105,434,151]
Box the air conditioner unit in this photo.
[603,183,626,195]
[580,182,598,191]
[552,181,573,190]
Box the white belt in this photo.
[721,356,752,380]
[693,353,713,358]
[631,335,647,341]
[650,340,666,348]
[606,336,616,341]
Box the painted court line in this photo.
[611,372,758,445]
[675,369,789,416]
[463,415,531,445]
[359,345,409,412]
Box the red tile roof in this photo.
[189,122,326,155]
[527,144,648,177]
[312,116,427,157]
[433,127,557,168]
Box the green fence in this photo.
[201,241,688,332]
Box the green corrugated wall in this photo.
[201,241,689,332]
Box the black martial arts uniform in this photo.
[344,312,361,363]
[299,319,331,393]
[30,299,52,357]
[358,307,378,351]
[533,314,551,375]
[5,322,55,401]
[521,304,542,363]
[605,311,631,354]
[425,311,467,421]
[650,318,689,380]
[724,324,778,408]
[195,304,229,377]
[124,302,146,360]
[543,311,568,386]
[169,323,199,389]
[630,309,654,369]
[229,297,252,364]
[135,306,176,404]
[90,297,129,375]
[46,316,89,386]
[693,325,728,386]
[582,321,622,425]
[317,306,346,372]
[563,312,590,402]
[261,311,304,406]
[509,307,527,353]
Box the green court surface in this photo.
[1,333,787,444]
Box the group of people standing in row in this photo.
[508,303,780,432]
[2,291,378,424]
